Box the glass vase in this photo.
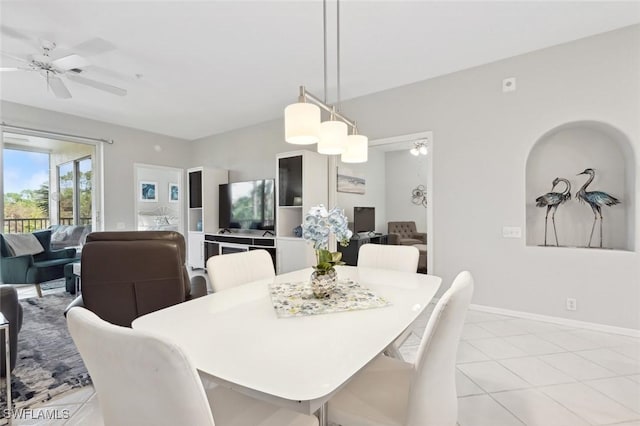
[310,268,337,299]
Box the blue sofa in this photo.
[0,230,77,297]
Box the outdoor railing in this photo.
[3,218,92,234]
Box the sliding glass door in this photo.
[58,157,92,226]
[2,130,102,234]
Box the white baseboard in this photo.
[469,304,640,338]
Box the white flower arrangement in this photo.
[302,205,352,273]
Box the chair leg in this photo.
[36,283,43,298]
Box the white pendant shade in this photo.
[284,102,321,145]
[341,134,368,163]
[318,120,347,155]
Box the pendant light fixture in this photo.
[318,107,347,154]
[284,0,368,162]
[342,126,368,163]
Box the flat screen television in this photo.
[219,179,275,230]
[353,207,375,233]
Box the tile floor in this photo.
[8,289,640,426]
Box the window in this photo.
[58,157,92,226]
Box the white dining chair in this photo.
[206,249,275,293]
[67,307,318,426]
[358,244,420,359]
[328,271,474,426]
[357,244,419,272]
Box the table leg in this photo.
[316,402,328,426]
[4,325,11,425]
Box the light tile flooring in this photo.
[8,291,640,426]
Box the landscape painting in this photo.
[337,169,366,194]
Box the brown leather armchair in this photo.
[387,221,427,246]
[66,231,207,327]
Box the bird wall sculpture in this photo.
[576,168,620,248]
[536,177,571,246]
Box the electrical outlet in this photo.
[116,222,126,230]
[502,226,522,238]
[566,298,577,311]
[502,77,516,92]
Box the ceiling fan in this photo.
[1,39,127,99]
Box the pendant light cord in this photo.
[323,0,328,104]
[336,0,341,112]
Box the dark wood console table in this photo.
[338,234,389,266]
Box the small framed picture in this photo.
[140,181,157,202]
[169,183,179,203]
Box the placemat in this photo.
[270,278,390,318]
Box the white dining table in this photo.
[132,265,442,424]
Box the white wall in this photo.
[342,25,639,330]
[526,122,633,250]
[1,101,191,231]
[336,149,386,232]
[190,120,292,182]
[191,25,640,329]
[385,149,428,233]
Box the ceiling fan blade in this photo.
[66,73,127,96]
[52,54,90,71]
[1,67,23,71]
[1,25,36,43]
[0,51,28,64]
[72,37,116,56]
[48,76,72,99]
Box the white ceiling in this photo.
[1,1,639,140]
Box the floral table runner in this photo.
[269,278,390,318]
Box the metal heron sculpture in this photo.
[536,177,571,246]
[576,168,620,248]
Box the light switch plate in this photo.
[502,226,522,238]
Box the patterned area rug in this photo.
[0,292,91,412]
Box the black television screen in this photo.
[219,179,275,230]
[354,207,375,233]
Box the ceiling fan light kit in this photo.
[284,0,368,163]
[0,36,127,99]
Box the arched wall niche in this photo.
[525,120,635,251]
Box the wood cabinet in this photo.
[187,167,228,269]
[275,150,327,273]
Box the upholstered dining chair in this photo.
[67,307,317,426]
[206,249,275,293]
[328,271,474,426]
[358,244,420,359]
[357,244,419,273]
